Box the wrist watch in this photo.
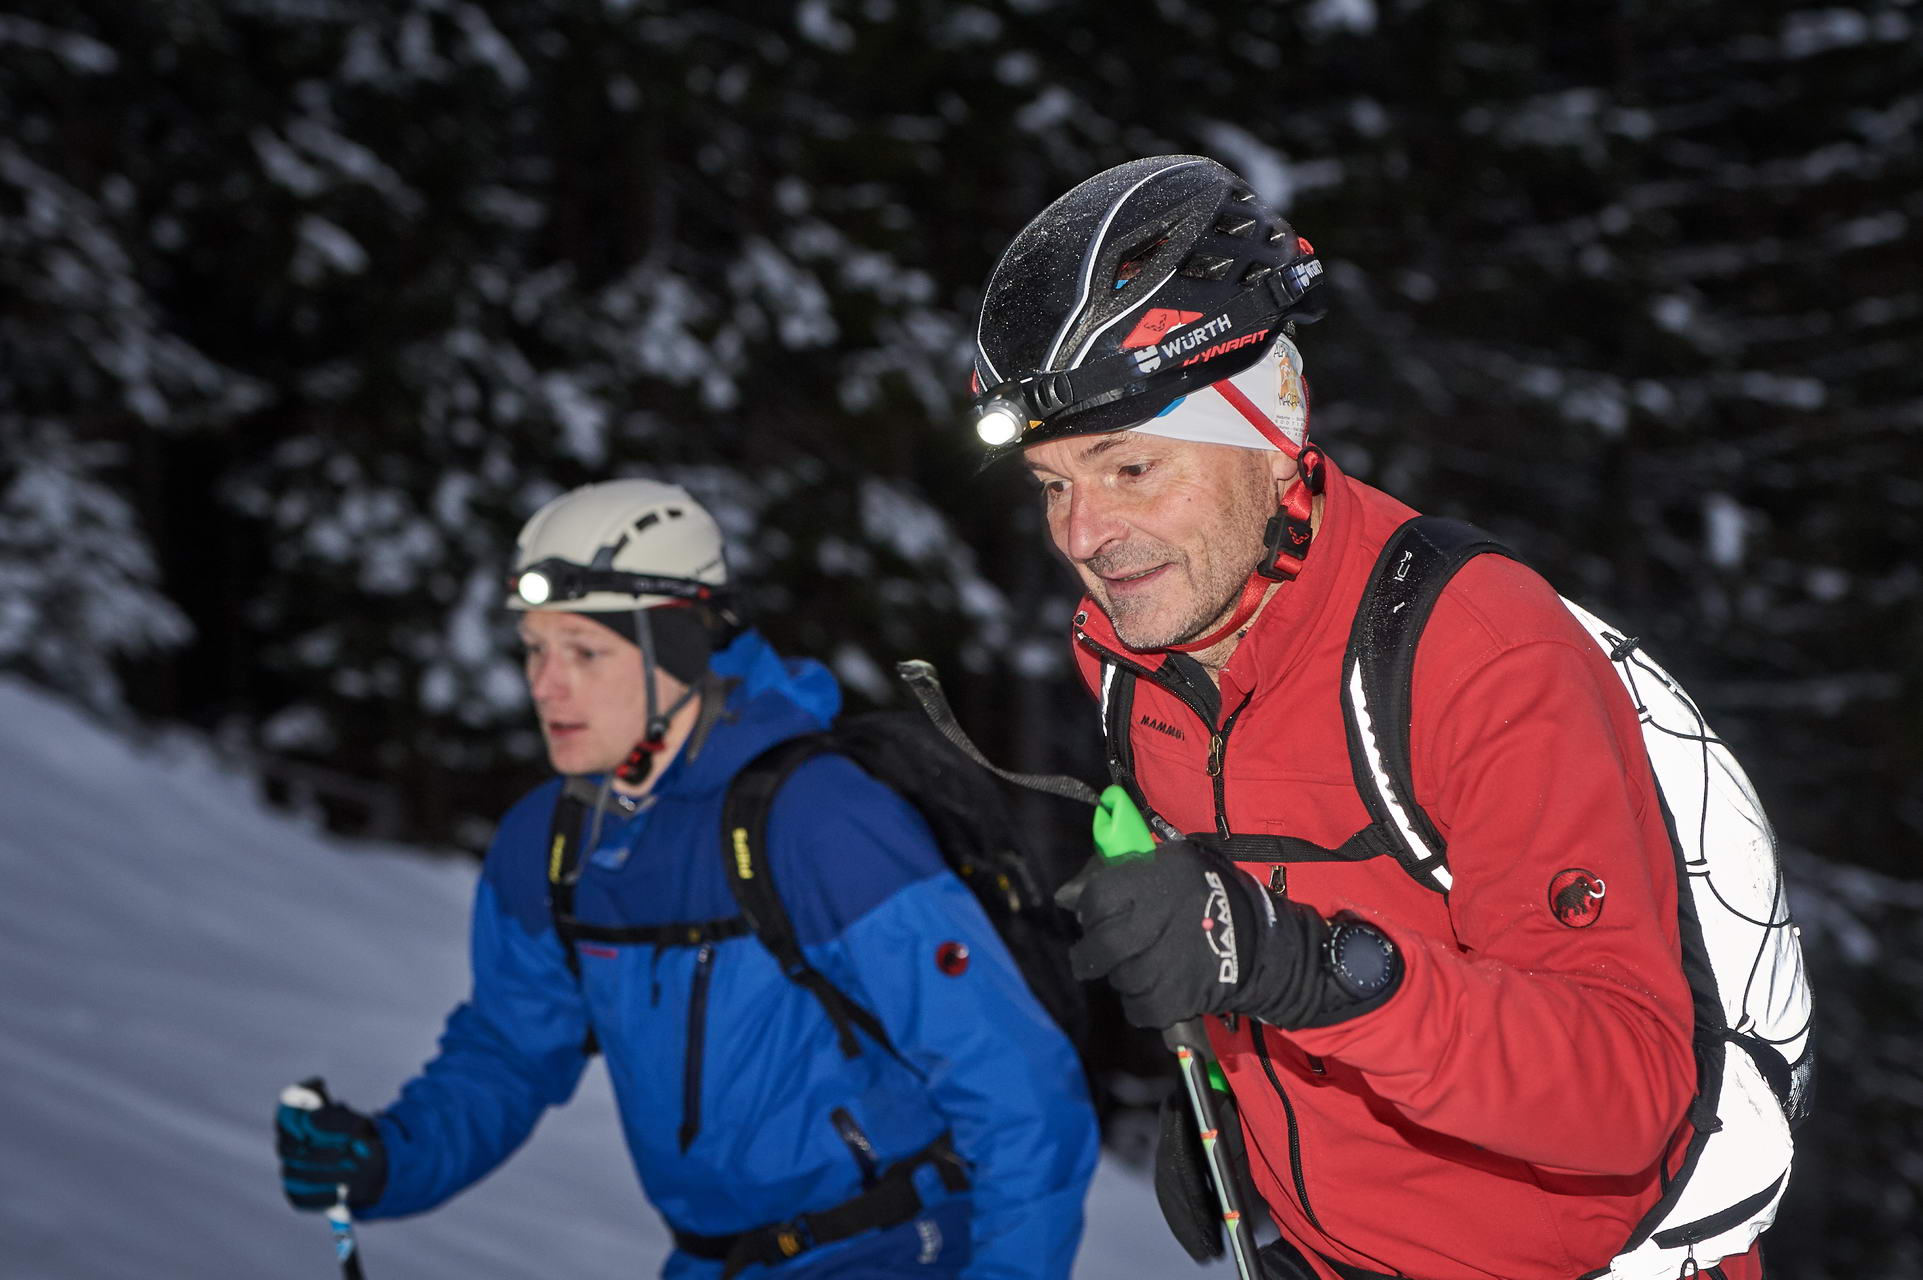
[1324,917,1402,1002]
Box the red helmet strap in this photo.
[1258,444,1324,582]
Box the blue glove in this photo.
[275,1078,387,1211]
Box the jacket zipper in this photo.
[1251,1020,1324,1233]
[1207,690,1256,837]
[678,943,716,1153]
[1078,634,1244,834]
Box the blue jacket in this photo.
[361,631,1099,1277]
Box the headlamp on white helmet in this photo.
[506,478,731,615]
[508,478,738,787]
[506,558,722,611]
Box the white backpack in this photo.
[1344,518,1814,1277]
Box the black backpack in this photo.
[719,710,1090,1060]
[544,704,1089,1065]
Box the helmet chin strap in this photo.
[613,605,700,788]
[1159,444,1324,656]
[1161,573,1272,655]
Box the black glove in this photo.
[1057,838,1402,1031]
[275,1078,388,1211]
[1154,1083,1264,1262]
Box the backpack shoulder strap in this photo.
[1342,515,1519,893]
[1096,660,1183,844]
[545,784,601,1055]
[721,732,899,1061]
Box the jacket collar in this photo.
[572,629,842,803]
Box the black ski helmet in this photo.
[970,155,1326,451]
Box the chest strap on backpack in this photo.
[721,734,899,1061]
[670,1132,971,1279]
[557,917,750,946]
[1097,663,1411,869]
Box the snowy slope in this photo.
[0,678,1207,1279]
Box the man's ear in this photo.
[1268,448,1302,498]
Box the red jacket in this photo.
[1071,458,1760,1280]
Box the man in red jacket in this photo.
[968,155,1764,1279]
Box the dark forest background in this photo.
[3,0,1919,1272]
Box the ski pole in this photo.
[1092,786,1260,1280]
[892,662,1255,1272]
[279,1079,368,1280]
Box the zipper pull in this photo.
[1268,865,1287,896]
[1206,734,1225,776]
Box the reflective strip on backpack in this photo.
[1345,658,1452,893]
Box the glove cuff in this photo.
[1240,899,1403,1030]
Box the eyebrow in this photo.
[518,623,594,642]
[1023,433,1139,475]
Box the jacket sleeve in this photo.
[770,762,1101,1280]
[357,807,593,1219]
[1291,599,1697,1177]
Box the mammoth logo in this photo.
[1201,871,1239,984]
[1548,868,1607,928]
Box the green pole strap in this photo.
[1093,784,1156,862]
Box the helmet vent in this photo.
[1113,229,1173,288]
[1179,253,1235,281]
[634,512,661,534]
[1241,262,1275,286]
[1215,213,1258,237]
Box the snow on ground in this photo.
[0,678,1211,1279]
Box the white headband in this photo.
[1128,333,1308,456]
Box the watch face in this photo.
[1330,921,1399,998]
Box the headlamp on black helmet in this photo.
[970,155,1327,455]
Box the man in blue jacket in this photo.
[275,478,1099,1277]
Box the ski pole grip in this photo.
[280,1077,331,1111]
[1093,785,1155,862]
[279,1080,356,1213]
[279,1078,366,1277]
[1162,1018,1212,1056]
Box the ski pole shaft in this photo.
[279,1080,368,1280]
[1091,787,1258,1280]
[1164,1020,1261,1280]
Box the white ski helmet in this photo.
[507,479,728,614]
